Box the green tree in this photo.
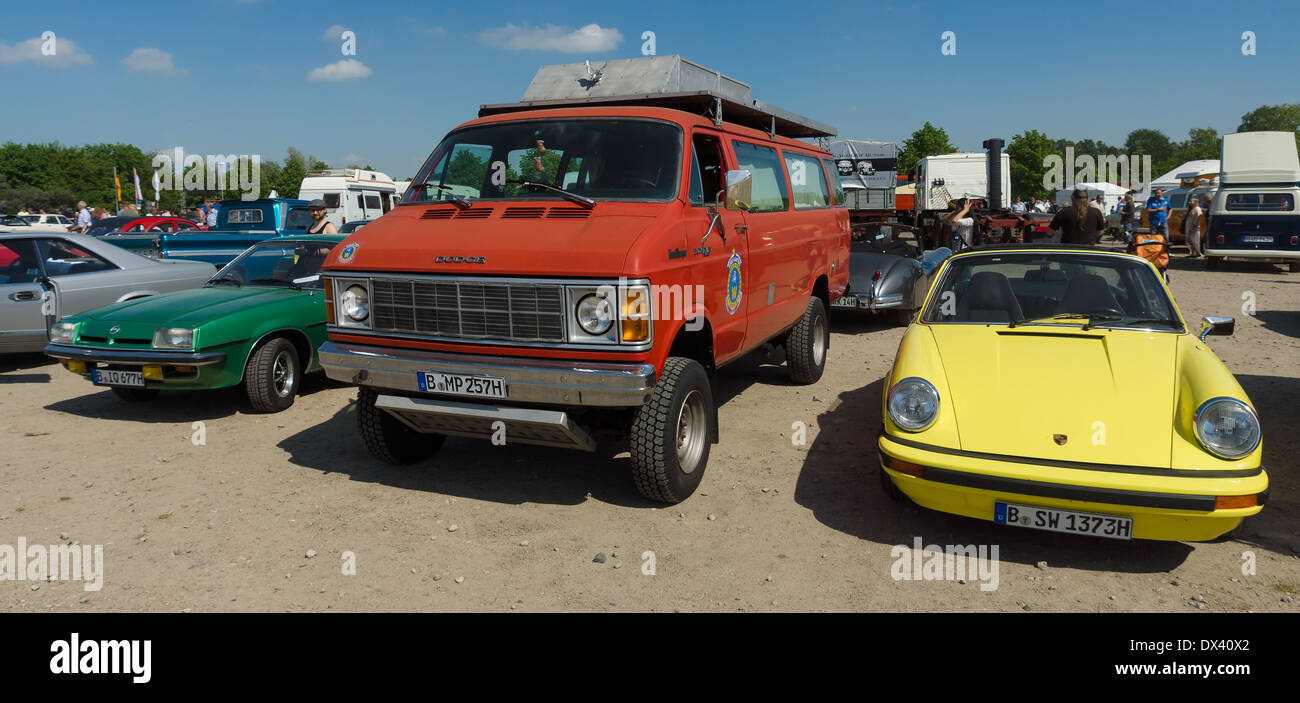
[898,122,955,175]
[1006,129,1056,200]
[1124,129,1179,178]
[1237,104,1300,152]
[1178,127,1221,162]
[276,150,307,199]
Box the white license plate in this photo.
[994,501,1132,540]
[831,295,860,309]
[1241,235,1273,243]
[92,369,145,387]
[416,371,506,399]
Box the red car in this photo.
[84,216,206,237]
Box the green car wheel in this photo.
[245,337,301,412]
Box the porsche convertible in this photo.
[877,244,1267,542]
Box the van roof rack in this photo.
[478,55,836,140]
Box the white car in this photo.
[19,214,76,232]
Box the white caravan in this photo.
[298,169,399,228]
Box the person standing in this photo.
[1183,195,1204,258]
[1011,196,1026,214]
[1146,188,1170,236]
[940,198,976,250]
[1119,193,1137,244]
[305,199,338,234]
[1046,188,1106,244]
[75,201,92,233]
[205,204,218,228]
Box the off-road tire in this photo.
[244,337,300,412]
[786,295,829,384]
[111,387,159,402]
[629,357,714,504]
[356,386,445,465]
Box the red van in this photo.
[319,57,849,503]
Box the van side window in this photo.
[324,193,340,209]
[1224,193,1295,211]
[731,141,789,213]
[783,152,830,209]
[821,158,845,206]
[690,134,725,207]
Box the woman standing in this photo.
[1183,195,1204,258]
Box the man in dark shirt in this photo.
[1047,188,1106,244]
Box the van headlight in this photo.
[888,377,940,431]
[576,294,614,335]
[153,327,194,349]
[341,285,369,322]
[49,322,77,343]
[1194,398,1260,459]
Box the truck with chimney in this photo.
[316,56,850,503]
[912,139,1035,247]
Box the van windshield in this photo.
[405,119,682,204]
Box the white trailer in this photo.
[914,152,1011,212]
[298,169,399,227]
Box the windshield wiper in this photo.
[1011,312,1123,330]
[413,183,471,209]
[248,278,300,290]
[506,179,596,209]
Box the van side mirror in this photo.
[723,170,752,211]
[1198,315,1234,341]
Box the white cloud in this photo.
[424,26,447,37]
[321,24,349,41]
[342,154,363,164]
[0,35,93,68]
[476,23,622,52]
[122,48,185,76]
[306,58,373,82]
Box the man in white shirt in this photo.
[205,205,218,228]
[1011,197,1026,214]
[75,201,92,233]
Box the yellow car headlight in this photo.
[888,377,939,431]
[1194,397,1260,459]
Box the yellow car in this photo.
[878,244,1267,542]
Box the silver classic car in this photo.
[832,224,951,324]
[0,233,215,352]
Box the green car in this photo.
[45,235,344,412]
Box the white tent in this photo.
[1135,159,1220,200]
[1056,181,1131,213]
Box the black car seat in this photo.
[956,271,1024,322]
[1055,273,1121,314]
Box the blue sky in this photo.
[2,0,1297,178]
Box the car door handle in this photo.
[9,291,38,301]
[734,224,748,235]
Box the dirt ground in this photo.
[2,244,1297,613]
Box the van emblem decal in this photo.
[725,251,743,315]
[338,243,359,263]
[1053,434,1068,445]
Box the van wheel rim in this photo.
[675,389,707,474]
[813,314,827,365]
[273,351,295,397]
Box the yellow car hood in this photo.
[929,324,1177,467]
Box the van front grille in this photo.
[370,278,565,343]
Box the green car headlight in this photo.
[888,377,940,431]
[152,327,195,349]
[1194,397,1260,459]
[49,322,77,343]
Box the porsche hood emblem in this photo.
[1053,434,1068,445]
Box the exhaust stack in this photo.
[983,138,1004,210]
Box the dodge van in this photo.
[318,56,850,502]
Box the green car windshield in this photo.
[922,253,1183,331]
[209,241,335,290]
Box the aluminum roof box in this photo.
[479,55,835,139]
[1220,131,1300,185]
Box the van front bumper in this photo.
[317,340,656,407]
[878,434,1268,542]
[1204,248,1300,262]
